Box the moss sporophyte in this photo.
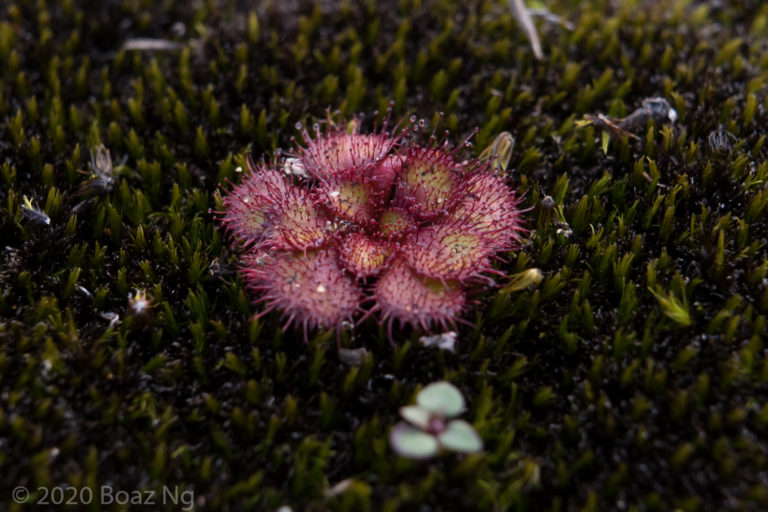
[215,114,526,339]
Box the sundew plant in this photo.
[217,115,525,338]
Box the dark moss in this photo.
[1,0,767,511]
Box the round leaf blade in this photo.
[437,419,483,453]
[416,381,465,417]
[399,405,432,429]
[389,423,439,459]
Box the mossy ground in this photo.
[1,0,768,510]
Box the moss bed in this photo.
[2,0,768,510]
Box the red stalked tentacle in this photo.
[267,185,329,251]
[338,231,392,279]
[241,249,361,339]
[448,170,526,251]
[392,145,464,220]
[214,161,289,248]
[315,167,379,224]
[294,128,397,181]
[373,260,466,333]
[401,220,494,282]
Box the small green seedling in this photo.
[389,381,483,459]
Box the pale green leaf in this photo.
[416,381,465,417]
[437,419,483,453]
[389,423,439,459]
[399,405,431,429]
